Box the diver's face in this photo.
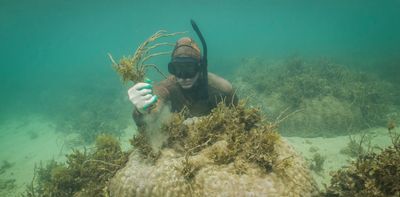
[171,61,200,89]
[176,72,199,89]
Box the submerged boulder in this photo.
[108,101,319,196]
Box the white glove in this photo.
[128,80,158,114]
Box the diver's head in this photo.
[168,37,202,89]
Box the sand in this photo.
[0,114,135,196]
[286,127,393,188]
[0,115,65,196]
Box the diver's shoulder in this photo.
[154,75,178,97]
[207,72,234,94]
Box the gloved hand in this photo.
[128,78,158,114]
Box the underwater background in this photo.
[1,0,399,195]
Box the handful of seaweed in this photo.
[109,100,319,196]
[108,30,185,84]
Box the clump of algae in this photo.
[130,131,161,162]
[108,30,185,84]
[321,128,400,197]
[24,135,128,197]
[162,100,284,174]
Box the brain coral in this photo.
[108,101,319,196]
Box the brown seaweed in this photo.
[108,30,185,83]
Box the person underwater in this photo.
[128,36,238,127]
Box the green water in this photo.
[1,0,399,119]
[0,0,399,195]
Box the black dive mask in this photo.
[168,57,200,79]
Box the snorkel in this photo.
[190,19,208,99]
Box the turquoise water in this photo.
[0,0,399,195]
[1,0,399,120]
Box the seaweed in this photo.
[340,133,371,158]
[160,108,189,149]
[156,100,289,179]
[130,131,161,163]
[108,30,185,84]
[242,127,280,172]
[308,152,326,174]
[25,135,129,197]
[233,158,250,175]
[321,129,400,196]
[0,178,16,191]
[309,146,319,153]
[234,56,398,137]
[387,119,400,151]
[0,160,14,175]
[203,140,233,165]
[181,155,201,182]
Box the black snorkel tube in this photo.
[190,19,208,100]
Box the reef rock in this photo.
[109,139,317,196]
[108,102,319,196]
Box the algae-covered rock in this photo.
[108,101,319,196]
[109,139,317,196]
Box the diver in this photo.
[128,21,238,127]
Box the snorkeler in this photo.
[128,21,238,127]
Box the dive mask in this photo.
[168,57,200,78]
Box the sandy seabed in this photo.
[0,115,393,196]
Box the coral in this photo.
[108,30,185,84]
[108,100,319,196]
